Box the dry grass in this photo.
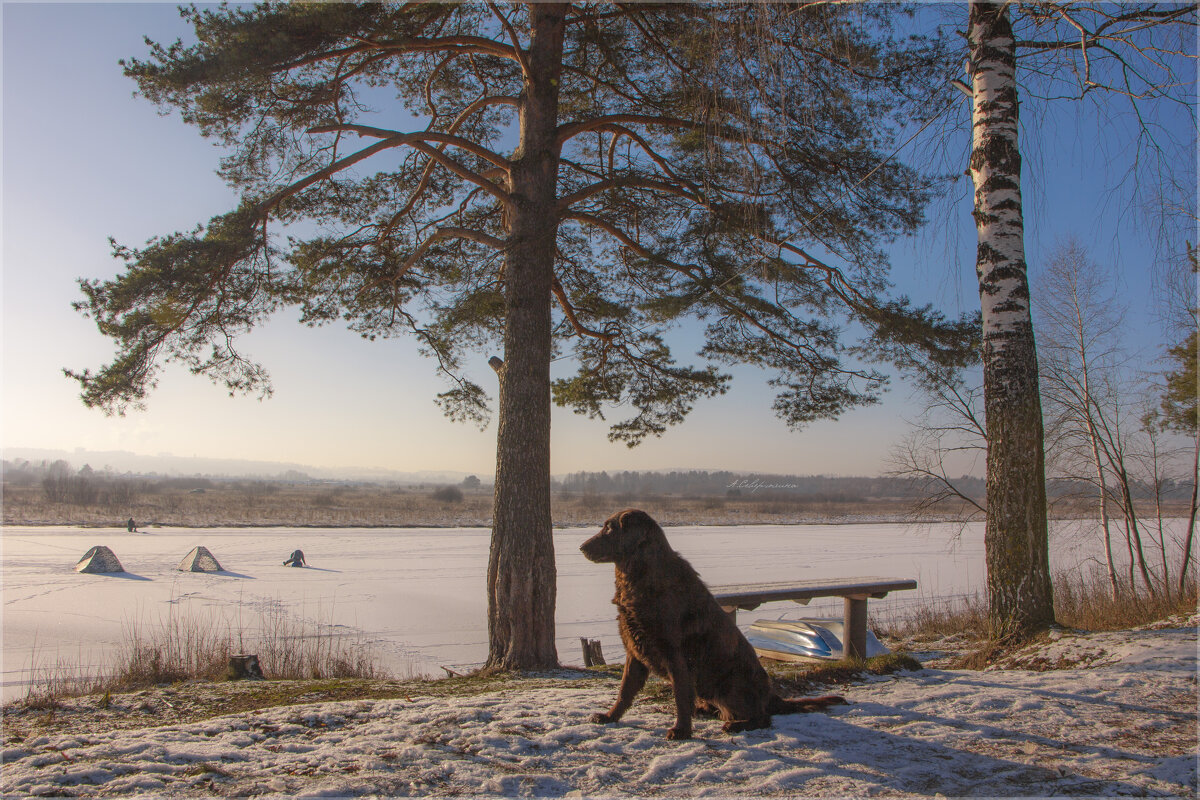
[9,478,1189,529]
[2,483,934,528]
[768,651,923,696]
[19,600,387,708]
[1053,567,1198,632]
[20,650,107,710]
[876,567,1198,671]
[876,594,991,641]
[877,567,1196,646]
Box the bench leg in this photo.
[843,595,868,660]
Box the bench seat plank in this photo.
[711,577,917,609]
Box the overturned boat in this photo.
[746,618,889,662]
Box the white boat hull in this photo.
[746,618,889,662]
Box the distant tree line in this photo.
[557,470,950,500]
[4,460,147,507]
[10,459,1187,509]
[557,469,1191,504]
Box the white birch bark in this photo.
[968,0,1055,640]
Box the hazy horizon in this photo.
[2,444,929,482]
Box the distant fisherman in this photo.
[126,518,136,533]
[283,549,306,567]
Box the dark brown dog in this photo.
[580,509,846,740]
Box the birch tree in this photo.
[958,0,1196,640]
[965,0,1054,638]
[1035,239,1126,598]
[1036,238,1177,599]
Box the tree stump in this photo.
[580,638,606,667]
[227,654,265,680]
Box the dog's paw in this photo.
[590,712,615,724]
[666,725,692,740]
[722,716,771,734]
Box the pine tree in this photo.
[68,3,965,669]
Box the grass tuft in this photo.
[766,650,921,696]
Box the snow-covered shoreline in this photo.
[3,620,1195,798]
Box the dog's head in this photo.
[580,509,666,564]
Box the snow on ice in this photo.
[1,521,1135,697]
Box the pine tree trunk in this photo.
[967,0,1055,641]
[486,3,567,671]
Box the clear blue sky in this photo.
[2,3,1193,477]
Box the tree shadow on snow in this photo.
[754,692,1174,797]
[940,673,1196,726]
[733,704,1165,796]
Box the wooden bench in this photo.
[711,577,917,660]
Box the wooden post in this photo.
[843,596,869,661]
[580,638,606,667]
[227,654,264,680]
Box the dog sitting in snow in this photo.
[580,509,846,740]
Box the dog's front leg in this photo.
[591,655,648,725]
[665,655,695,740]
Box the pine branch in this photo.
[556,114,763,148]
[306,124,512,171]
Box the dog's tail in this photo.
[768,693,848,714]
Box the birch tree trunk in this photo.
[1179,433,1199,595]
[1115,461,1158,597]
[487,3,567,671]
[1088,427,1119,601]
[967,0,1055,641]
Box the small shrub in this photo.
[432,485,464,504]
[313,490,341,508]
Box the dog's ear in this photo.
[616,509,662,553]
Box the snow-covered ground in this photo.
[1,620,1195,797]
[0,521,1177,700]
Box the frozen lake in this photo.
[0,520,1166,699]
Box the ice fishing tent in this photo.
[75,545,124,574]
[178,545,223,572]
